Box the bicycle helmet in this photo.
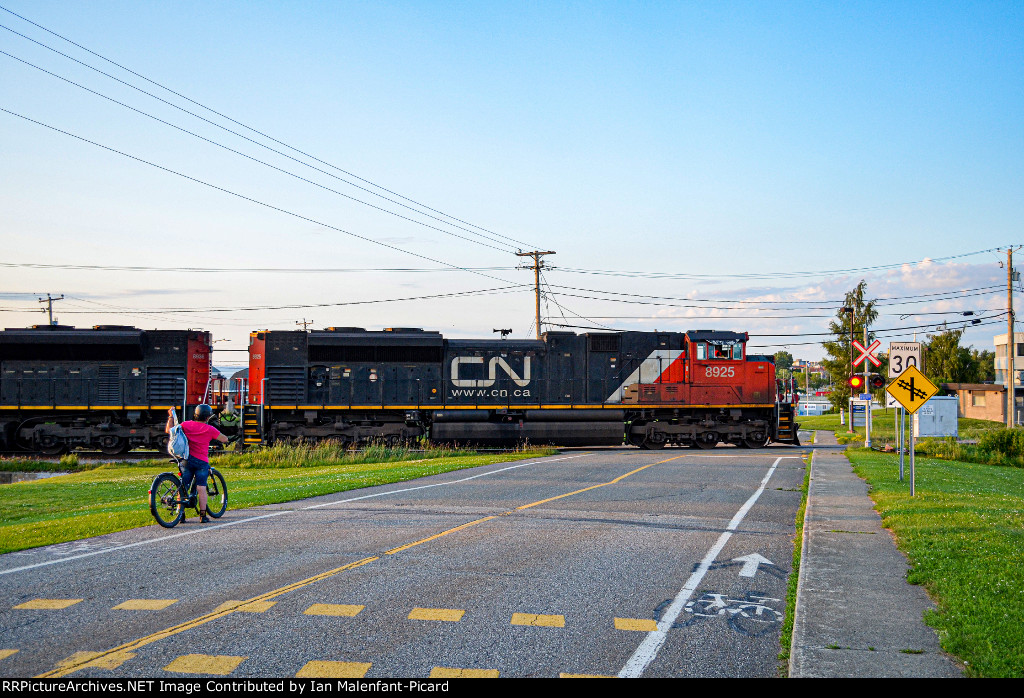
[194,404,213,422]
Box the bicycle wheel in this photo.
[150,472,184,528]
[205,468,228,518]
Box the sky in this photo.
[1,0,1021,369]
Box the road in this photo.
[0,446,808,678]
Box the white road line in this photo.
[618,456,787,678]
[0,453,591,577]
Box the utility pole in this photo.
[842,306,854,432]
[38,294,63,326]
[296,319,314,330]
[1008,248,1017,429]
[516,250,555,340]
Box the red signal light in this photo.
[847,375,865,390]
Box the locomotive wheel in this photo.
[693,432,719,450]
[641,430,667,450]
[743,434,769,449]
[39,442,69,457]
[99,436,130,456]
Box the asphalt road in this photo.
[0,445,809,678]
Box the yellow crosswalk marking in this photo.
[295,661,372,678]
[113,599,178,611]
[429,667,499,678]
[614,617,658,632]
[408,607,465,622]
[164,654,246,676]
[14,599,82,610]
[510,612,565,628]
[213,600,277,613]
[304,603,364,617]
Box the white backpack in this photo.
[167,410,190,460]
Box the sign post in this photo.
[885,365,939,496]
[852,338,881,448]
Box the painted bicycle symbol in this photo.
[681,591,784,636]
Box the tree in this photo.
[925,329,990,385]
[821,280,878,412]
[972,349,995,382]
[773,351,794,372]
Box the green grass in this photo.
[0,445,558,555]
[798,412,1003,446]
[846,447,1024,677]
[778,451,812,676]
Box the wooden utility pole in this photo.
[38,293,63,326]
[1009,248,1016,429]
[296,319,314,330]
[516,250,555,340]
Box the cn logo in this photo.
[451,356,531,388]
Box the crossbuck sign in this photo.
[852,339,881,367]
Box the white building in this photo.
[994,331,1023,424]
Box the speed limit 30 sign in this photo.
[889,342,923,378]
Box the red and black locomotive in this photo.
[242,326,799,449]
[0,323,799,454]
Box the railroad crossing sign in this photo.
[888,342,922,378]
[852,339,881,367]
[885,365,939,414]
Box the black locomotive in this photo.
[0,325,212,454]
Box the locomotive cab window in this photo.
[706,341,744,360]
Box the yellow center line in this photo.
[515,455,684,511]
[38,452,685,678]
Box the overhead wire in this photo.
[0,106,522,287]
[0,13,536,252]
[0,48,518,254]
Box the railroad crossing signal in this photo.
[852,339,882,367]
[885,365,939,414]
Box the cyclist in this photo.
[165,405,228,523]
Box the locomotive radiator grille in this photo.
[147,367,185,404]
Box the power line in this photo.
[0,9,536,252]
[0,106,518,286]
[0,47,519,254]
[551,247,1014,280]
[0,286,530,315]
[0,261,517,274]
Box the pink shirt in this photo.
[181,421,221,463]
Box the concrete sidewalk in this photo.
[788,431,962,678]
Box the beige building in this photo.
[943,383,1006,423]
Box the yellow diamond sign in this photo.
[886,364,939,414]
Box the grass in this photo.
[778,451,812,677]
[0,443,558,555]
[845,446,1024,677]
[798,412,1004,447]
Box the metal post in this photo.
[909,412,916,497]
[899,407,905,482]
[865,397,871,449]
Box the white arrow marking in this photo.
[732,553,773,577]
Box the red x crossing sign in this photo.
[852,339,882,367]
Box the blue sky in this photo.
[1,1,1020,364]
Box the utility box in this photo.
[913,396,958,438]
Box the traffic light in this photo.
[869,374,885,390]
[847,375,865,390]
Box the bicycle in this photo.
[149,458,228,528]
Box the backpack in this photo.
[167,412,190,460]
